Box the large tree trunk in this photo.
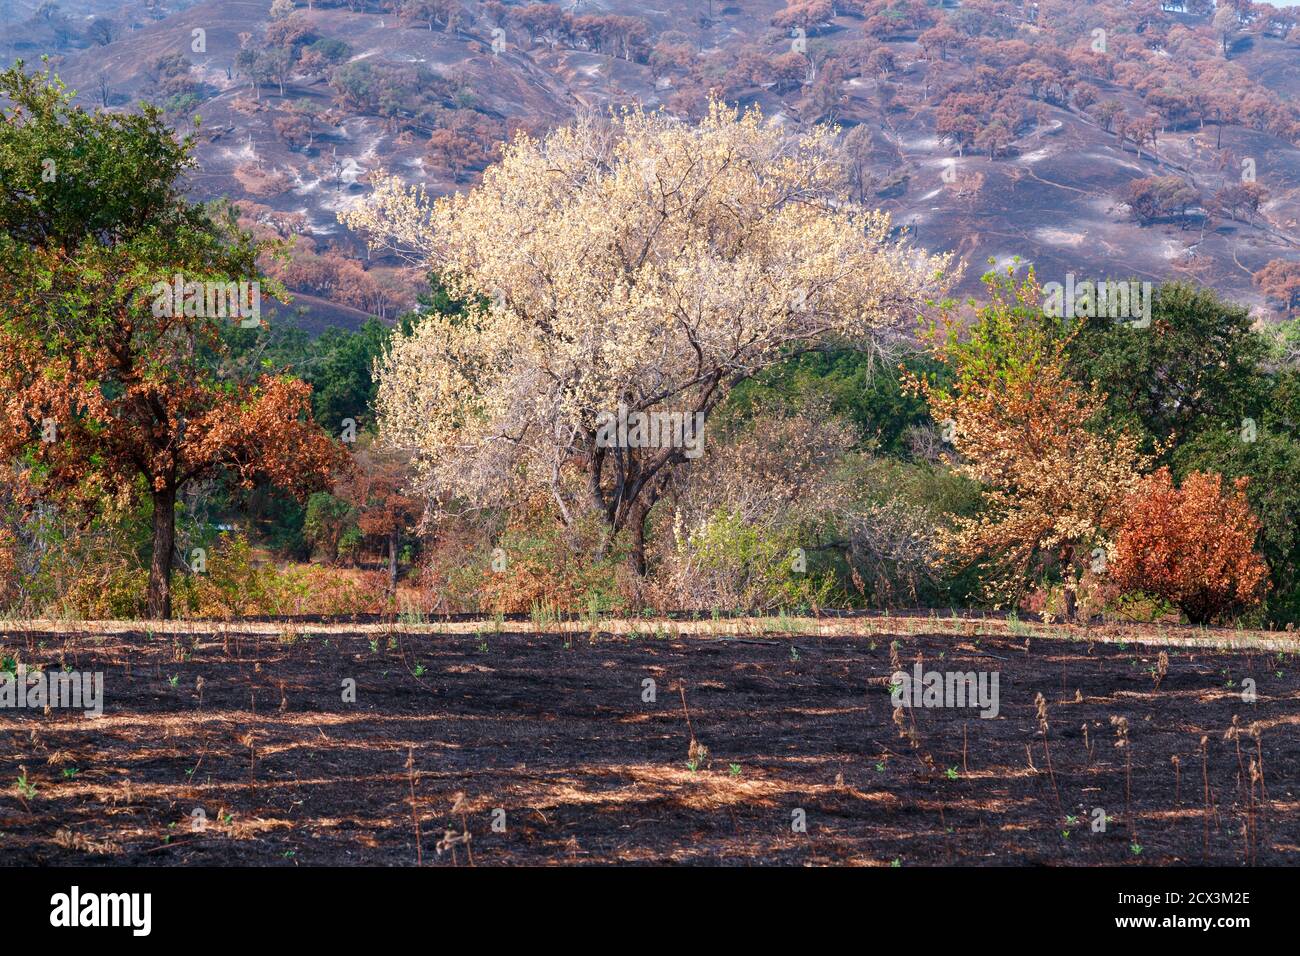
[1060,548,1079,623]
[624,476,670,576]
[147,483,177,619]
[1062,584,1078,623]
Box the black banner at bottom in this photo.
[0,865,1276,943]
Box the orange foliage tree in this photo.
[0,65,346,618]
[914,270,1149,618]
[345,449,422,593]
[1254,259,1300,316]
[1110,469,1268,625]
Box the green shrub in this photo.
[673,508,835,612]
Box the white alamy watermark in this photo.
[1,665,103,717]
[594,404,705,459]
[50,887,151,937]
[149,274,261,327]
[891,664,1000,718]
[1043,275,1151,328]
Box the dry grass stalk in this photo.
[1200,735,1211,860]
[679,684,709,768]
[1153,650,1168,689]
[1110,715,1133,839]
[1034,692,1063,813]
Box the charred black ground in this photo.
[2,622,1297,865]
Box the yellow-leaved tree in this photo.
[342,101,952,571]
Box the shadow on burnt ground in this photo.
[0,624,1297,865]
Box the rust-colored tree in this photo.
[1110,469,1268,625]
[345,449,422,593]
[0,65,345,618]
[913,270,1149,618]
[1254,259,1300,316]
[772,1,835,31]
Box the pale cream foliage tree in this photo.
[342,101,952,570]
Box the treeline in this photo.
[253,265,1300,628]
[337,102,1300,628]
[5,64,1300,631]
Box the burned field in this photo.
[1,619,1297,866]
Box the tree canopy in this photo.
[344,101,952,571]
[0,63,345,617]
